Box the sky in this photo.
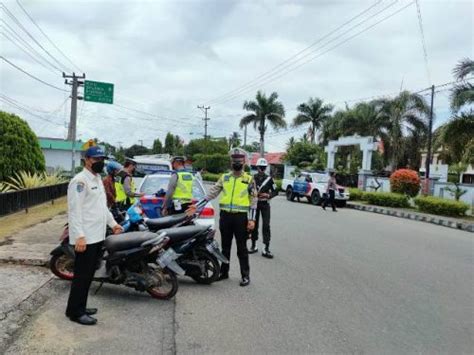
[1,0,472,152]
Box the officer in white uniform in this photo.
[65,146,122,325]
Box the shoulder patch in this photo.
[76,182,85,193]
[223,175,230,182]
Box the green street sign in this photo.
[84,80,114,104]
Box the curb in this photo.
[0,257,49,267]
[0,275,54,353]
[347,203,474,233]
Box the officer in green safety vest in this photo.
[115,160,143,209]
[162,156,194,216]
[198,148,257,287]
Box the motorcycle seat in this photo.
[105,231,158,253]
[161,225,209,245]
[145,214,188,230]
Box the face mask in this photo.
[232,163,243,171]
[91,161,105,174]
[258,167,266,173]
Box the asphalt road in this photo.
[6,196,473,354]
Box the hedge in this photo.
[363,192,409,208]
[348,188,365,201]
[414,196,469,217]
[275,179,282,192]
[202,172,221,182]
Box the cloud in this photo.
[1,0,472,151]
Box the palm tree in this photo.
[435,111,474,164]
[374,91,430,170]
[451,58,474,112]
[286,137,296,150]
[228,131,241,149]
[292,98,333,144]
[240,91,286,157]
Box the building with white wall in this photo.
[39,137,84,174]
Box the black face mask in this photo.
[232,163,243,171]
[91,161,105,174]
[258,167,266,174]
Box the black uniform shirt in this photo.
[253,173,277,202]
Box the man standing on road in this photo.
[66,146,122,326]
[162,156,194,216]
[249,158,277,258]
[115,160,143,209]
[196,148,257,286]
[322,171,337,212]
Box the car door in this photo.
[293,175,307,195]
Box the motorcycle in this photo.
[123,199,229,284]
[49,227,184,300]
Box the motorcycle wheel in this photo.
[146,268,178,300]
[50,253,74,280]
[190,249,220,285]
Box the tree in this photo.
[152,138,163,154]
[164,132,175,154]
[124,144,149,158]
[286,137,296,150]
[374,91,429,170]
[228,132,241,149]
[240,91,286,156]
[0,111,45,181]
[184,138,228,161]
[284,141,324,168]
[292,98,333,144]
[241,141,260,153]
[451,58,474,112]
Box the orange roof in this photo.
[250,152,285,165]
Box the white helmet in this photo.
[256,158,268,167]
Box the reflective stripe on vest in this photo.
[173,171,194,203]
[115,176,136,204]
[219,172,251,213]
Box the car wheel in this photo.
[286,187,295,202]
[310,190,321,205]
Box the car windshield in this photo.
[139,175,205,198]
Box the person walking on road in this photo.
[65,146,123,326]
[103,161,123,208]
[115,160,143,209]
[162,156,194,216]
[194,148,257,287]
[249,158,277,258]
[322,171,337,212]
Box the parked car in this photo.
[282,172,350,207]
[137,172,215,228]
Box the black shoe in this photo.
[85,308,98,315]
[332,209,338,212]
[322,205,326,210]
[240,277,250,287]
[217,273,229,281]
[248,241,258,254]
[69,314,97,325]
[262,248,274,259]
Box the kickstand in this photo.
[94,281,104,295]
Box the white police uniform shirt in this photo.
[68,168,118,245]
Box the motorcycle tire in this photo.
[190,249,220,285]
[50,253,74,281]
[146,268,179,300]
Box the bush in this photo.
[348,188,365,201]
[274,179,282,192]
[193,153,229,174]
[202,172,221,182]
[414,196,469,217]
[0,111,45,181]
[390,169,420,197]
[364,192,409,208]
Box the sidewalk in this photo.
[347,202,474,233]
[0,214,67,266]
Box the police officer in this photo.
[200,148,257,286]
[249,158,277,258]
[66,146,122,325]
[115,159,142,209]
[162,156,194,216]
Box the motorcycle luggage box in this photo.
[105,231,157,253]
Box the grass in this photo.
[0,197,67,240]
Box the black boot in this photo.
[248,240,258,254]
[240,276,250,287]
[262,245,274,259]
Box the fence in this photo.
[0,182,69,216]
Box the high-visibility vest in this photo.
[115,175,136,205]
[219,172,252,213]
[173,171,194,203]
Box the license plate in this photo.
[206,240,220,252]
[157,248,178,268]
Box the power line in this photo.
[0,20,62,73]
[0,2,68,72]
[210,1,412,106]
[414,0,431,85]
[1,30,57,74]
[15,0,81,72]
[0,95,64,126]
[0,55,68,92]
[205,0,385,105]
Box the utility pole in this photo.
[197,105,210,139]
[64,72,85,175]
[243,124,247,146]
[425,84,435,190]
[139,139,144,146]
